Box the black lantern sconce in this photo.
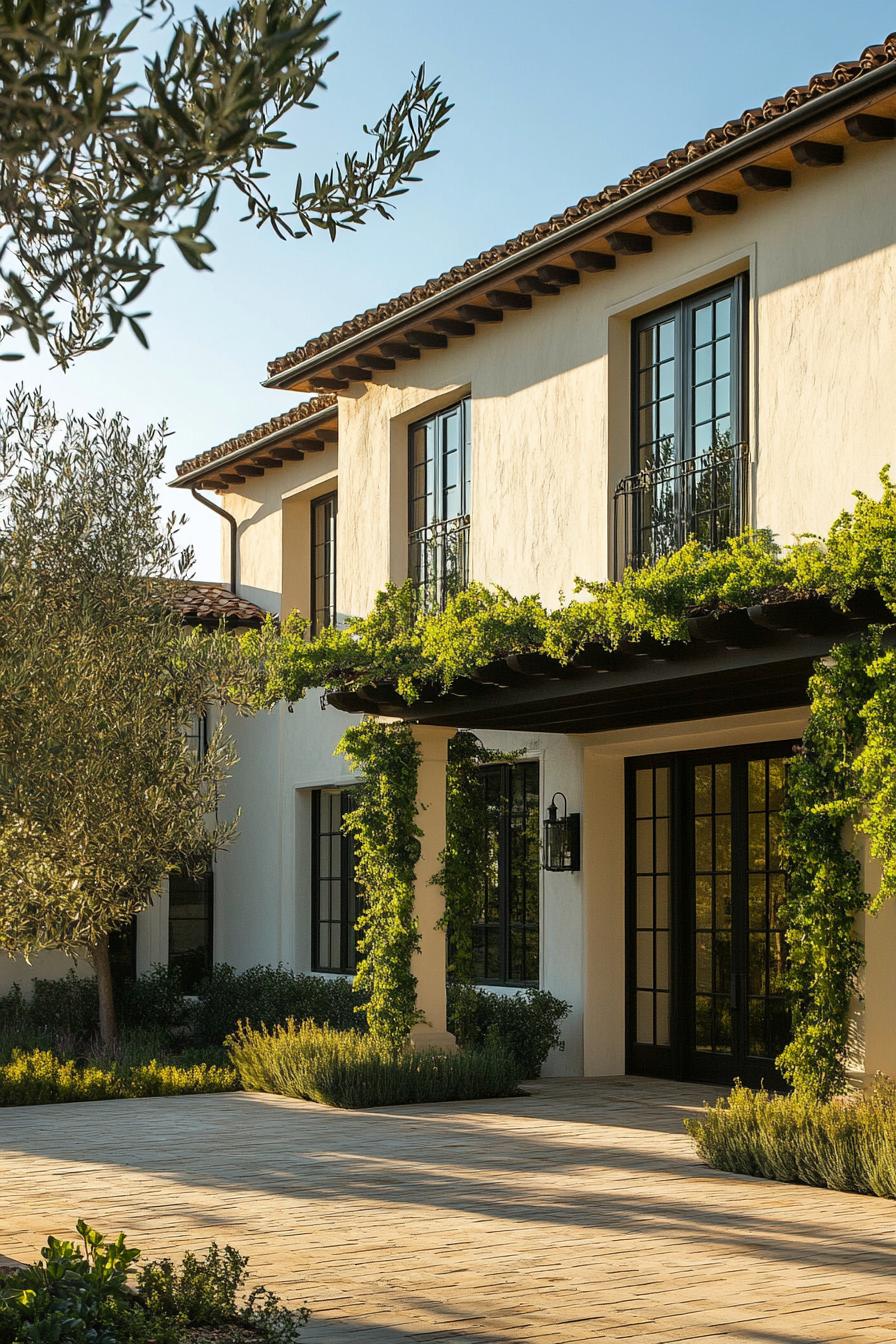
[542,793,581,872]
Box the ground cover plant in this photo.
[686,1079,896,1198]
[0,1220,307,1341]
[0,1049,237,1107]
[227,1019,523,1108]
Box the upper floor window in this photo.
[471,760,540,987]
[615,276,748,574]
[311,491,337,635]
[408,397,471,611]
[311,788,358,974]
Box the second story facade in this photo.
[175,33,896,637]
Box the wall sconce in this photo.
[542,792,581,872]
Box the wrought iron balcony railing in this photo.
[409,514,471,613]
[613,440,749,578]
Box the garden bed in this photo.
[686,1079,896,1198]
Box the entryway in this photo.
[626,741,795,1086]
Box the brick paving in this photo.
[1,1077,895,1342]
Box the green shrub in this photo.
[30,969,99,1044]
[120,963,194,1041]
[685,1078,896,1197]
[447,984,570,1078]
[0,1220,308,1342]
[192,963,365,1045]
[0,1048,238,1106]
[227,1019,523,1108]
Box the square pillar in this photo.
[409,725,457,1051]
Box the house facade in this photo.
[7,35,896,1085]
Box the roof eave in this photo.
[264,59,896,391]
[169,404,339,489]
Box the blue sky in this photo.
[9,0,895,575]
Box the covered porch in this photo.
[331,592,896,1084]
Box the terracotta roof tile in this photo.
[267,34,896,378]
[167,581,271,626]
[175,394,337,478]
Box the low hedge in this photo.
[0,1220,307,1342]
[191,963,365,1044]
[685,1078,896,1198]
[227,1019,523,1108]
[0,1048,238,1107]
[447,984,570,1078]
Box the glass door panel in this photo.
[693,761,733,1059]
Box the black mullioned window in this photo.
[625,276,747,568]
[311,789,358,973]
[311,491,337,635]
[168,869,213,993]
[408,397,471,610]
[472,761,540,986]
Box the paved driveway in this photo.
[1,1077,895,1342]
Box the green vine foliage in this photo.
[337,719,422,1050]
[244,470,896,1088]
[433,732,521,985]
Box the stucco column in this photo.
[409,724,457,1051]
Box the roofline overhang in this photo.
[169,403,339,489]
[264,59,896,391]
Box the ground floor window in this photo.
[472,760,540,986]
[626,742,792,1087]
[311,789,358,974]
[168,869,213,993]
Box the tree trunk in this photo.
[90,933,118,1050]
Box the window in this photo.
[408,397,471,610]
[311,491,337,635]
[183,712,207,759]
[471,761,540,986]
[616,276,748,572]
[311,789,358,973]
[168,869,213,993]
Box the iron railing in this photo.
[409,514,471,612]
[613,440,749,577]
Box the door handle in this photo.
[730,973,741,1012]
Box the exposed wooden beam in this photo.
[380,340,421,359]
[645,210,693,235]
[270,445,304,461]
[430,317,476,336]
[240,464,265,477]
[687,189,738,215]
[457,304,504,323]
[740,164,791,190]
[844,112,896,141]
[516,274,559,296]
[364,354,397,370]
[405,328,449,348]
[331,364,372,381]
[252,457,283,469]
[315,427,338,442]
[219,472,246,484]
[310,377,349,390]
[294,437,326,452]
[537,264,580,287]
[792,140,844,167]
[485,289,533,310]
[606,230,653,254]
[569,250,616,272]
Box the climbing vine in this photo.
[242,471,896,1092]
[337,719,422,1050]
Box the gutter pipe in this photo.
[191,487,237,594]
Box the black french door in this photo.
[626,743,794,1087]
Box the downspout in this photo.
[191,487,237,594]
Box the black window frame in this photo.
[167,868,214,994]
[631,274,747,475]
[408,396,472,609]
[471,760,540,988]
[311,788,358,974]
[310,490,338,636]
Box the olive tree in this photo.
[0,386,256,1044]
[0,0,450,365]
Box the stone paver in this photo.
[1,1077,895,1342]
